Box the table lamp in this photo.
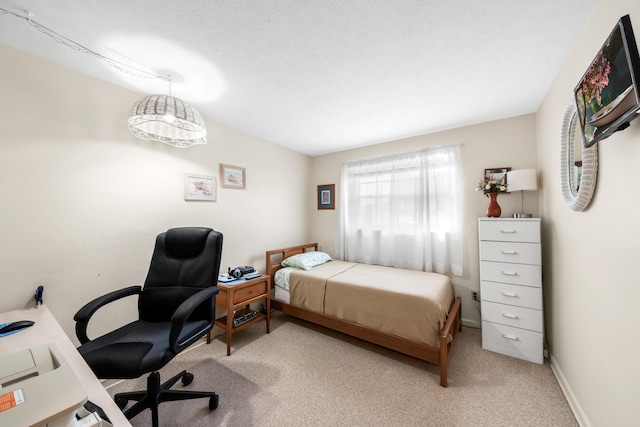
[507,169,538,218]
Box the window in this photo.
[336,145,463,275]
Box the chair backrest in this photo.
[139,227,223,322]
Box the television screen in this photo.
[574,15,640,147]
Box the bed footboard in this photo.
[438,296,462,387]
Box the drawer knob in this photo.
[502,333,520,341]
[502,313,519,319]
[501,291,518,298]
[500,271,518,276]
[500,229,517,234]
[500,250,517,255]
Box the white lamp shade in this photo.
[507,169,538,192]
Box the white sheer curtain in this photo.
[336,145,463,276]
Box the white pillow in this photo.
[281,251,332,270]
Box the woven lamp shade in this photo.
[128,95,207,148]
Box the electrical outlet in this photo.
[472,291,479,302]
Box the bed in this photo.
[266,243,462,387]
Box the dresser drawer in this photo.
[478,220,540,243]
[482,321,543,364]
[482,301,543,332]
[479,261,542,287]
[479,241,541,265]
[480,281,542,310]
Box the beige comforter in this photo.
[288,260,453,347]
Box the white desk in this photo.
[0,305,131,426]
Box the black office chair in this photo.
[74,227,223,427]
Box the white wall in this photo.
[0,43,311,340]
[537,0,640,425]
[310,115,539,327]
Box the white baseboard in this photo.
[549,353,590,427]
[102,378,123,389]
[462,318,480,328]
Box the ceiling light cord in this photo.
[0,7,169,84]
[0,7,206,147]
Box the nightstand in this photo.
[209,274,271,355]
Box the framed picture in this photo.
[484,167,511,187]
[184,174,216,201]
[317,184,335,210]
[220,164,246,189]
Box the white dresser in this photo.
[478,218,543,364]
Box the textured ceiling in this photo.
[0,0,600,155]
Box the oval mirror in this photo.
[560,103,598,211]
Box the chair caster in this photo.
[209,394,219,410]
[182,372,194,386]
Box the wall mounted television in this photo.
[574,14,640,148]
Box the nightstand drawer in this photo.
[482,321,543,364]
[482,301,543,332]
[479,261,542,287]
[480,282,542,310]
[233,280,268,304]
[480,241,541,265]
[479,220,540,243]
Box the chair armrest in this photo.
[170,286,220,353]
[74,286,142,344]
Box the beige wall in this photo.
[537,1,640,425]
[310,114,539,326]
[0,43,311,340]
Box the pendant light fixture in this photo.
[128,80,207,148]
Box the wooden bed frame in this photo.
[266,243,462,387]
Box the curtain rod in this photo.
[342,142,463,166]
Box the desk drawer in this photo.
[482,321,543,364]
[482,301,542,332]
[479,220,540,243]
[480,261,541,287]
[480,241,541,265]
[233,280,268,305]
[480,282,542,310]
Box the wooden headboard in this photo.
[265,243,318,287]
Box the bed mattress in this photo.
[274,284,290,304]
[274,260,453,347]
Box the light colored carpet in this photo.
[108,312,577,426]
[107,353,278,426]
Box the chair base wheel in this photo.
[209,394,219,410]
[182,372,194,386]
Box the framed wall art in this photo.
[184,174,216,201]
[317,184,335,210]
[220,164,246,189]
[484,167,511,188]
